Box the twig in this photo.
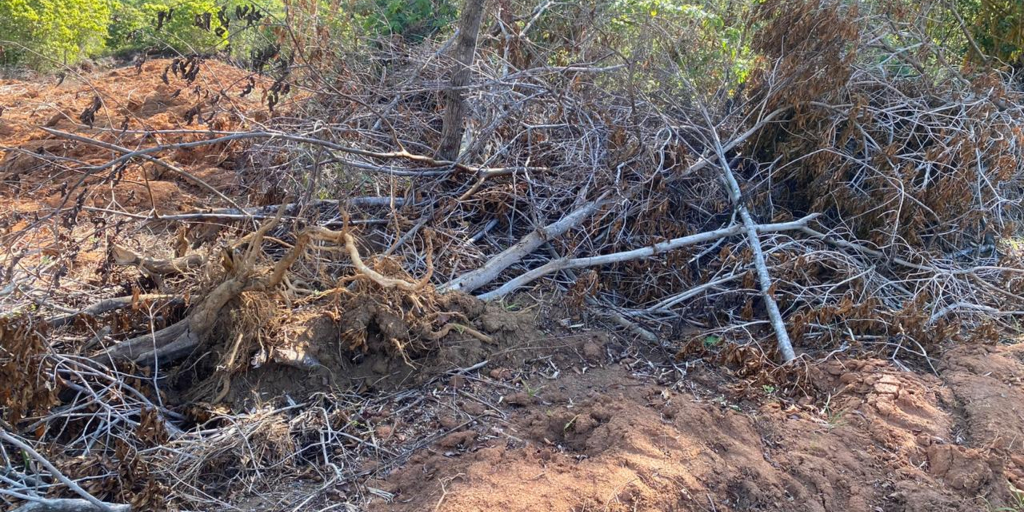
[0,429,128,512]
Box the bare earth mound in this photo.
[363,342,1024,512]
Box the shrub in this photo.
[356,0,457,42]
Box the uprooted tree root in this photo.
[88,207,496,406]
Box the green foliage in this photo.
[0,0,111,67]
[107,0,228,55]
[607,0,755,96]
[964,0,1024,67]
[356,0,456,42]
[507,0,753,96]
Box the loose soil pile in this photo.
[365,341,1024,512]
[1,58,274,209]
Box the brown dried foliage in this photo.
[0,316,57,426]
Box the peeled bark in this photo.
[437,0,488,161]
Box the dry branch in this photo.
[477,215,818,301]
[0,430,128,512]
[145,197,410,223]
[442,196,609,294]
[39,128,245,214]
[41,128,536,181]
[702,107,797,363]
[12,499,131,512]
[47,294,177,327]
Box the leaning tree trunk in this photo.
[437,0,488,161]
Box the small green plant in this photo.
[524,383,545,398]
[703,334,722,348]
[761,384,776,395]
[826,409,846,430]
[820,394,846,430]
[563,414,579,432]
[500,299,522,312]
[712,395,742,412]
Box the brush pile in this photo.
[2,0,1023,508]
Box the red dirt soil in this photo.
[0,58,281,216]
[366,342,1024,512]
[1,59,287,293]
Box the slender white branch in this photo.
[648,275,743,313]
[442,196,609,294]
[477,215,817,301]
[12,498,131,512]
[0,430,127,512]
[702,107,797,363]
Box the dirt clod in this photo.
[438,430,477,449]
[504,392,533,407]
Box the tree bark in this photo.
[441,197,608,294]
[437,0,488,161]
[475,216,817,301]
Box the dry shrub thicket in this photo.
[2,0,1024,508]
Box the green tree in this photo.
[0,0,111,67]
[356,0,457,42]
[965,0,1024,67]
[107,0,229,55]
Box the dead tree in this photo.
[437,0,488,161]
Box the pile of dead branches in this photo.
[3,0,1024,508]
